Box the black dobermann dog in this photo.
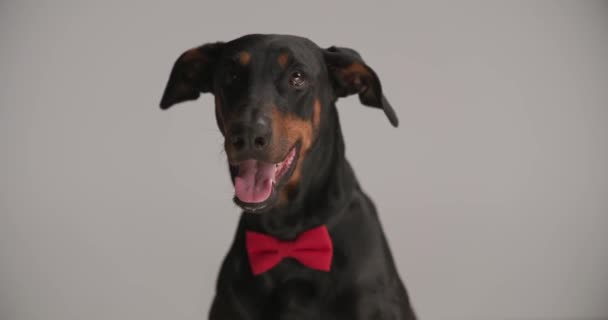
[160,34,416,320]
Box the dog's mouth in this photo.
[230,145,299,213]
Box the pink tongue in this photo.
[234,160,277,203]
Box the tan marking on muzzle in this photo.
[270,98,323,204]
[313,99,321,129]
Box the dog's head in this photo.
[160,34,397,213]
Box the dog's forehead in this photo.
[224,34,322,67]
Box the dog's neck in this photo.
[241,104,358,239]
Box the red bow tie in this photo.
[245,225,333,275]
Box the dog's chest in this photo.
[247,261,340,319]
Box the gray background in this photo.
[1,1,607,319]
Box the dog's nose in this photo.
[229,116,272,153]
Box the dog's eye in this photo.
[289,71,307,88]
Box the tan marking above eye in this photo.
[277,53,289,68]
[238,51,251,65]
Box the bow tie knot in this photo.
[245,225,333,275]
[277,241,294,257]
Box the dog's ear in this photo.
[322,46,398,127]
[160,42,224,110]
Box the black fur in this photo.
[160,34,416,320]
